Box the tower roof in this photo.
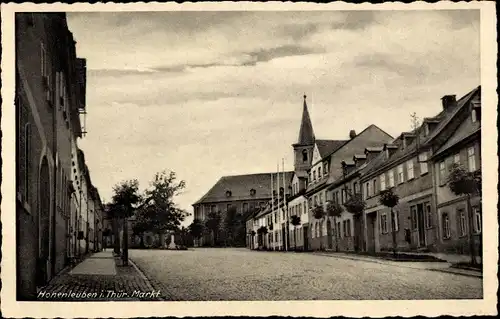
[297,95,315,145]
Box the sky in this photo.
[66,10,480,226]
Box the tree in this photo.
[448,163,482,265]
[205,211,222,246]
[223,206,243,246]
[379,188,400,257]
[326,200,343,251]
[139,171,190,236]
[290,215,301,250]
[110,179,141,266]
[189,219,205,246]
[312,205,326,250]
[343,193,366,215]
[131,217,149,248]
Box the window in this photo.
[335,191,340,204]
[380,174,386,191]
[274,212,277,223]
[388,170,395,187]
[343,220,347,237]
[425,202,432,228]
[302,202,306,215]
[353,182,359,194]
[341,189,346,203]
[442,212,451,239]
[473,207,481,233]
[392,210,399,232]
[227,204,232,211]
[397,165,404,184]
[468,147,476,172]
[346,219,351,237]
[380,214,388,234]
[419,153,428,175]
[302,150,308,162]
[439,161,446,185]
[318,167,322,179]
[471,109,477,123]
[365,182,370,199]
[24,123,31,201]
[226,190,232,197]
[458,209,467,237]
[337,222,341,238]
[410,206,418,230]
[250,189,256,196]
[324,163,329,175]
[407,159,414,180]
[242,203,248,212]
[319,193,323,205]
[211,205,216,213]
[454,153,460,164]
[372,179,377,195]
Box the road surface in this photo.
[129,248,483,301]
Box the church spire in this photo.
[297,94,315,145]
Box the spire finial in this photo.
[303,94,307,101]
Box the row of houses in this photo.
[16,13,104,300]
[247,87,481,257]
[193,86,481,259]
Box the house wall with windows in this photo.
[432,95,481,255]
[287,194,309,250]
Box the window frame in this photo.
[388,170,395,187]
[380,173,386,191]
[458,208,467,237]
[442,212,451,239]
[381,213,388,234]
[419,152,429,175]
[425,202,433,228]
[453,153,460,164]
[439,161,446,185]
[407,159,414,180]
[473,206,482,233]
[468,147,476,172]
[397,164,404,184]
[410,206,418,230]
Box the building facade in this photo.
[193,172,293,247]
[15,13,101,300]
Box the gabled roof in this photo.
[296,95,315,146]
[316,139,349,158]
[433,106,481,158]
[363,86,480,178]
[193,171,295,205]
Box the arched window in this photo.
[226,190,232,197]
[302,150,308,162]
[250,189,256,196]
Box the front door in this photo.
[417,203,426,247]
[281,225,286,250]
[366,213,376,253]
[303,225,309,251]
[353,214,362,252]
[327,219,333,249]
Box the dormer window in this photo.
[250,189,256,196]
[302,150,308,162]
[324,163,329,174]
[226,190,232,197]
[424,124,430,137]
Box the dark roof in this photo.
[316,139,349,158]
[296,96,315,145]
[363,86,480,178]
[193,171,294,205]
[433,107,481,158]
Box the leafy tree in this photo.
[344,193,366,215]
[205,211,222,246]
[448,163,482,264]
[139,171,190,235]
[312,205,326,250]
[189,218,205,246]
[223,206,244,246]
[379,188,400,257]
[110,179,141,265]
[290,215,301,250]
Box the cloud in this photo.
[67,10,480,225]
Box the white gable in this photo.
[312,143,322,164]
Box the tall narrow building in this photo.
[293,95,316,174]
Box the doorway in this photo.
[303,225,309,251]
[366,213,376,253]
[326,219,333,249]
[417,203,426,247]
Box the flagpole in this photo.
[270,172,274,251]
[283,157,288,252]
[276,162,280,250]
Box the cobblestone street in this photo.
[129,248,483,301]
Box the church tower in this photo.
[292,95,315,173]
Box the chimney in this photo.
[364,146,383,161]
[353,154,367,168]
[441,95,457,111]
[349,130,357,139]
